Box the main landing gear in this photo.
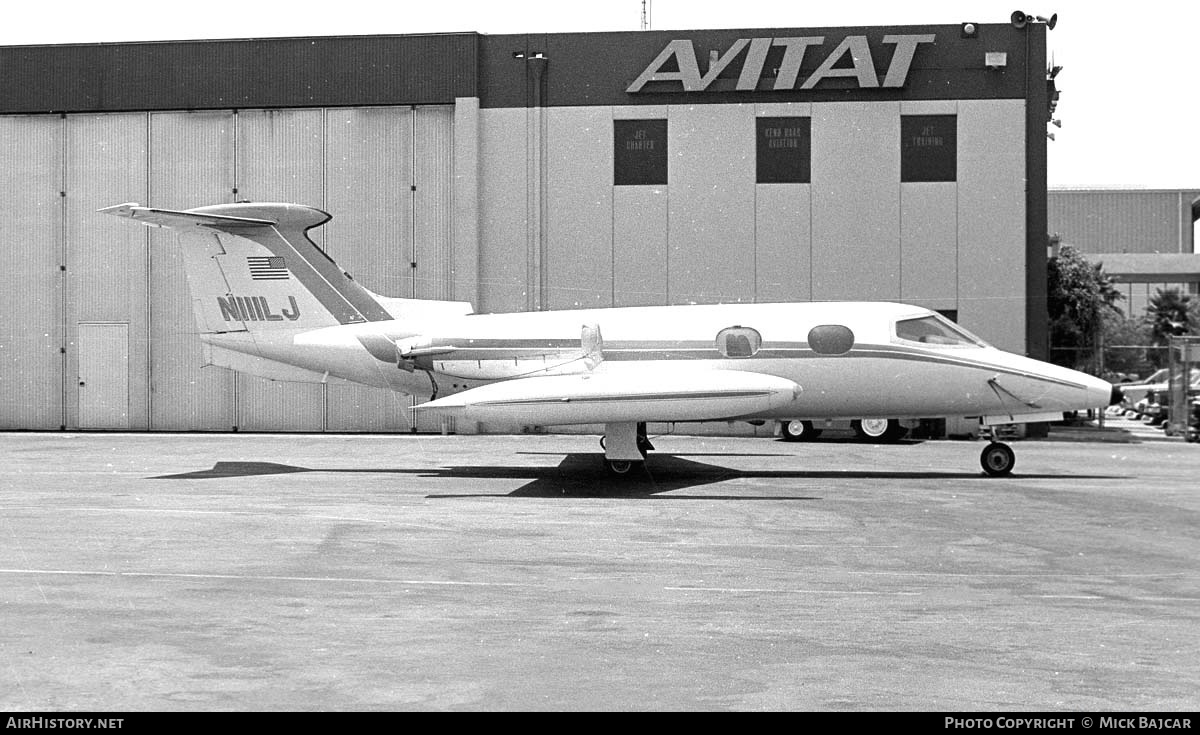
[851,418,907,443]
[601,422,653,475]
[780,419,821,441]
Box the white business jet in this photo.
[102,202,1120,477]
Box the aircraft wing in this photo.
[417,369,800,425]
[99,203,275,231]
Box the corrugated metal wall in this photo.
[324,107,415,433]
[1049,190,1200,255]
[0,117,64,429]
[235,108,327,432]
[65,114,150,430]
[414,107,456,301]
[148,111,238,431]
[0,105,454,432]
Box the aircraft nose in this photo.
[1110,385,1125,406]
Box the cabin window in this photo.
[807,325,855,355]
[716,326,762,358]
[895,315,985,347]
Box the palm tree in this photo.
[1145,288,1193,347]
[1091,262,1125,314]
[1144,288,1194,368]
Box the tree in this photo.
[1144,288,1195,367]
[1099,310,1153,380]
[1047,244,1124,372]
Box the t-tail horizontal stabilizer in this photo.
[98,203,276,230]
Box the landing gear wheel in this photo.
[980,442,1015,477]
[780,420,821,442]
[852,418,907,442]
[605,459,643,476]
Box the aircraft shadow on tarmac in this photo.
[152,451,1124,498]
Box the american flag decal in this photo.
[247,256,289,280]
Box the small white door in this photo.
[78,323,129,429]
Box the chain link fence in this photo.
[1049,345,1169,383]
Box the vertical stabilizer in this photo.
[101,202,393,335]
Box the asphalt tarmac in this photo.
[1,418,1197,711]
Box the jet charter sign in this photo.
[626,34,936,93]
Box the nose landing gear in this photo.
[979,441,1015,477]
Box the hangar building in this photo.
[1048,188,1200,317]
[0,19,1055,432]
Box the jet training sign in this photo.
[626,34,936,94]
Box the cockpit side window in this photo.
[895,315,986,347]
[716,326,762,358]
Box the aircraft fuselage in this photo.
[240,301,1112,426]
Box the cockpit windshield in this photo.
[895,314,988,348]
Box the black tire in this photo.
[851,418,906,442]
[605,459,643,476]
[980,442,1016,477]
[780,420,821,442]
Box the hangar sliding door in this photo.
[324,107,416,432]
[413,106,455,302]
[235,109,328,432]
[147,111,238,430]
[321,106,455,432]
[410,106,456,433]
[64,113,149,431]
[0,116,63,429]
